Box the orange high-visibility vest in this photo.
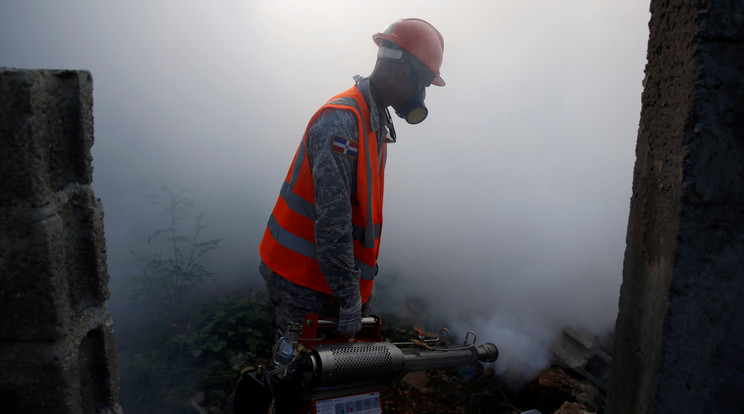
[259,85,386,302]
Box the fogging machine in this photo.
[233,314,499,414]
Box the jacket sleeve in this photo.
[306,108,361,308]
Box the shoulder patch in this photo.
[331,135,359,158]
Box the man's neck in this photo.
[368,77,388,115]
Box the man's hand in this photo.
[336,295,362,336]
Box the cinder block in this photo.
[0,183,110,342]
[78,317,121,414]
[550,326,612,391]
[0,343,75,413]
[0,307,120,414]
[0,200,73,341]
[59,183,111,312]
[0,68,94,208]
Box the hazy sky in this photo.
[2,0,650,382]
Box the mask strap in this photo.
[384,108,397,143]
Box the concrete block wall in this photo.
[0,68,121,413]
[606,1,744,413]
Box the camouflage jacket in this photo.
[306,76,393,307]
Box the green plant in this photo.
[123,182,220,311]
[119,294,275,413]
[183,295,274,361]
[181,296,275,412]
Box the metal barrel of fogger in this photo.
[298,341,498,387]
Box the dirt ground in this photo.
[380,365,604,414]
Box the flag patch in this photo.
[331,135,359,158]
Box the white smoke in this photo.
[1,0,648,388]
[474,313,556,387]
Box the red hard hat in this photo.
[372,18,445,86]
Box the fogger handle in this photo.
[314,317,378,328]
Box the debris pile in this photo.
[549,327,612,391]
[378,325,610,413]
[376,362,605,413]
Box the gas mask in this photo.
[394,87,428,125]
[378,45,430,125]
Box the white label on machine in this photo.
[314,391,382,414]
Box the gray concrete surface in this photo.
[0,68,121,414]
[606,1,744,413]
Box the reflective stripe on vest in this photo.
[259,85,384,302]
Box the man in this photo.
[259,18,445,337]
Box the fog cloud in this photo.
[1,0,649,382]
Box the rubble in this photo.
[520,366,603,414]
[554,401,596,414]
[400,371,434,394]
[549,326,611,391]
